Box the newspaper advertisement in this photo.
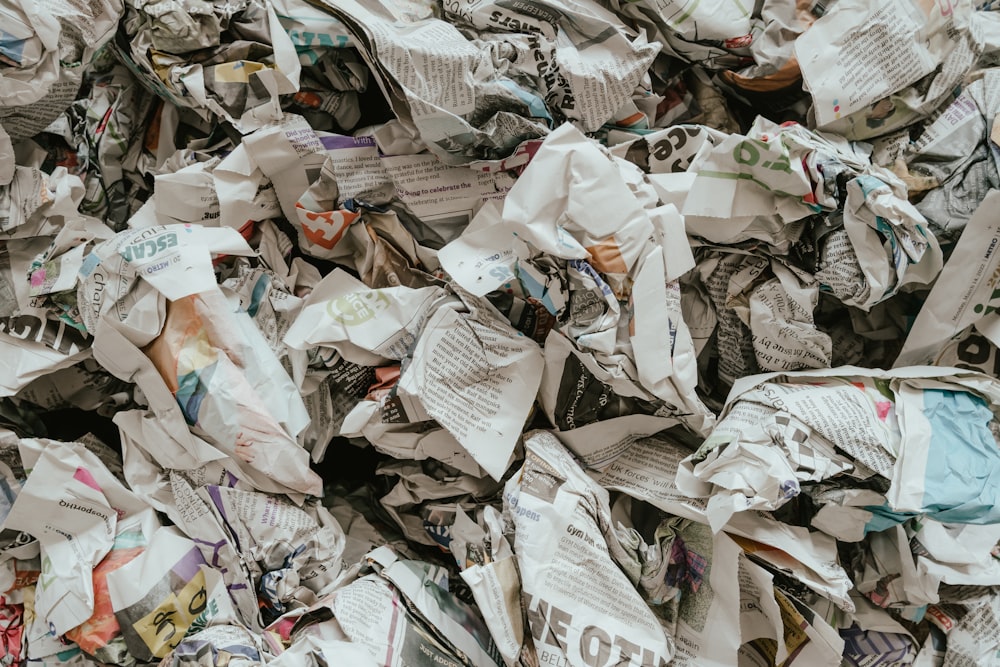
[105,527,245,662]
[141,291,321,497]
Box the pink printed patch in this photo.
[29,270,45,287]
[876,401,892,421]
[73,466,103,492]
[724,34,753,49]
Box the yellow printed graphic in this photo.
[212,60,268,84]
[132,569,209,658]
[776,590,809,662]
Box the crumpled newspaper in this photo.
[8,0,1000,665]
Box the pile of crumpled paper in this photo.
[3,0,1000,664]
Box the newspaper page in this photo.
[114,421,265,632]
[500,123,648,272]
[933,596,1000,666]
[505,431,675,667]
[141,291,321,497]
[1,167,59,237]
[448,508,524,667]
[283,268,444,365]
[202,487,346,598]
[889,373,1000,523]
[77,223,257,329]
[382,153,512,231]
[317,133,514,229]
[591,429,855,612]
[795,0,980,140]
[684,365,1000,535]
[630,245,707,426]
[683,122,815,224]
[396,290,543,480]
[610,0,753,68]
[537,330,680,469]
[0,0,121,140]
[62,515,150,665]
[905,76,1000,244]
[220,263,305,360]
[308,0,550,165]
[837,595,917,666]
[592,430,709,524]
[895,189,1000,366]
[152,159,223,227]
[0,331,89,397]
[610,125,725,178]
[117,2,300,134]
[437,203,518,298]
[441,0,660,130]
[692,253,760,389]
[165,623,265,665]
[931,326,1000,378]
[334,547,503,667]
[833,175,940,311]
[377,461,499,546]
[334,572,468,667]
[444,123,714,439]
[0,166,104,259]
[340,400,487,477]
[269,634,378,667]
[104,527,246,662]
[115,410,270,629]
[796,0,935,127]
[14,360,127,413]
[908,520,1000,592]
[646,520,743,667]
[315,133,388,200]
[101,320,319,502]
[726,511,855,612]
[212,143,283,233]
[241,114,328,231]
[676,375,867,530]
[739,588,844,666]
[4,440,151,636]
[371,548,505,667]
[746,264,832,373]
[737,554,789,666]
[77,222,323,498]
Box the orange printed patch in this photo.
[585,239,628,275]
